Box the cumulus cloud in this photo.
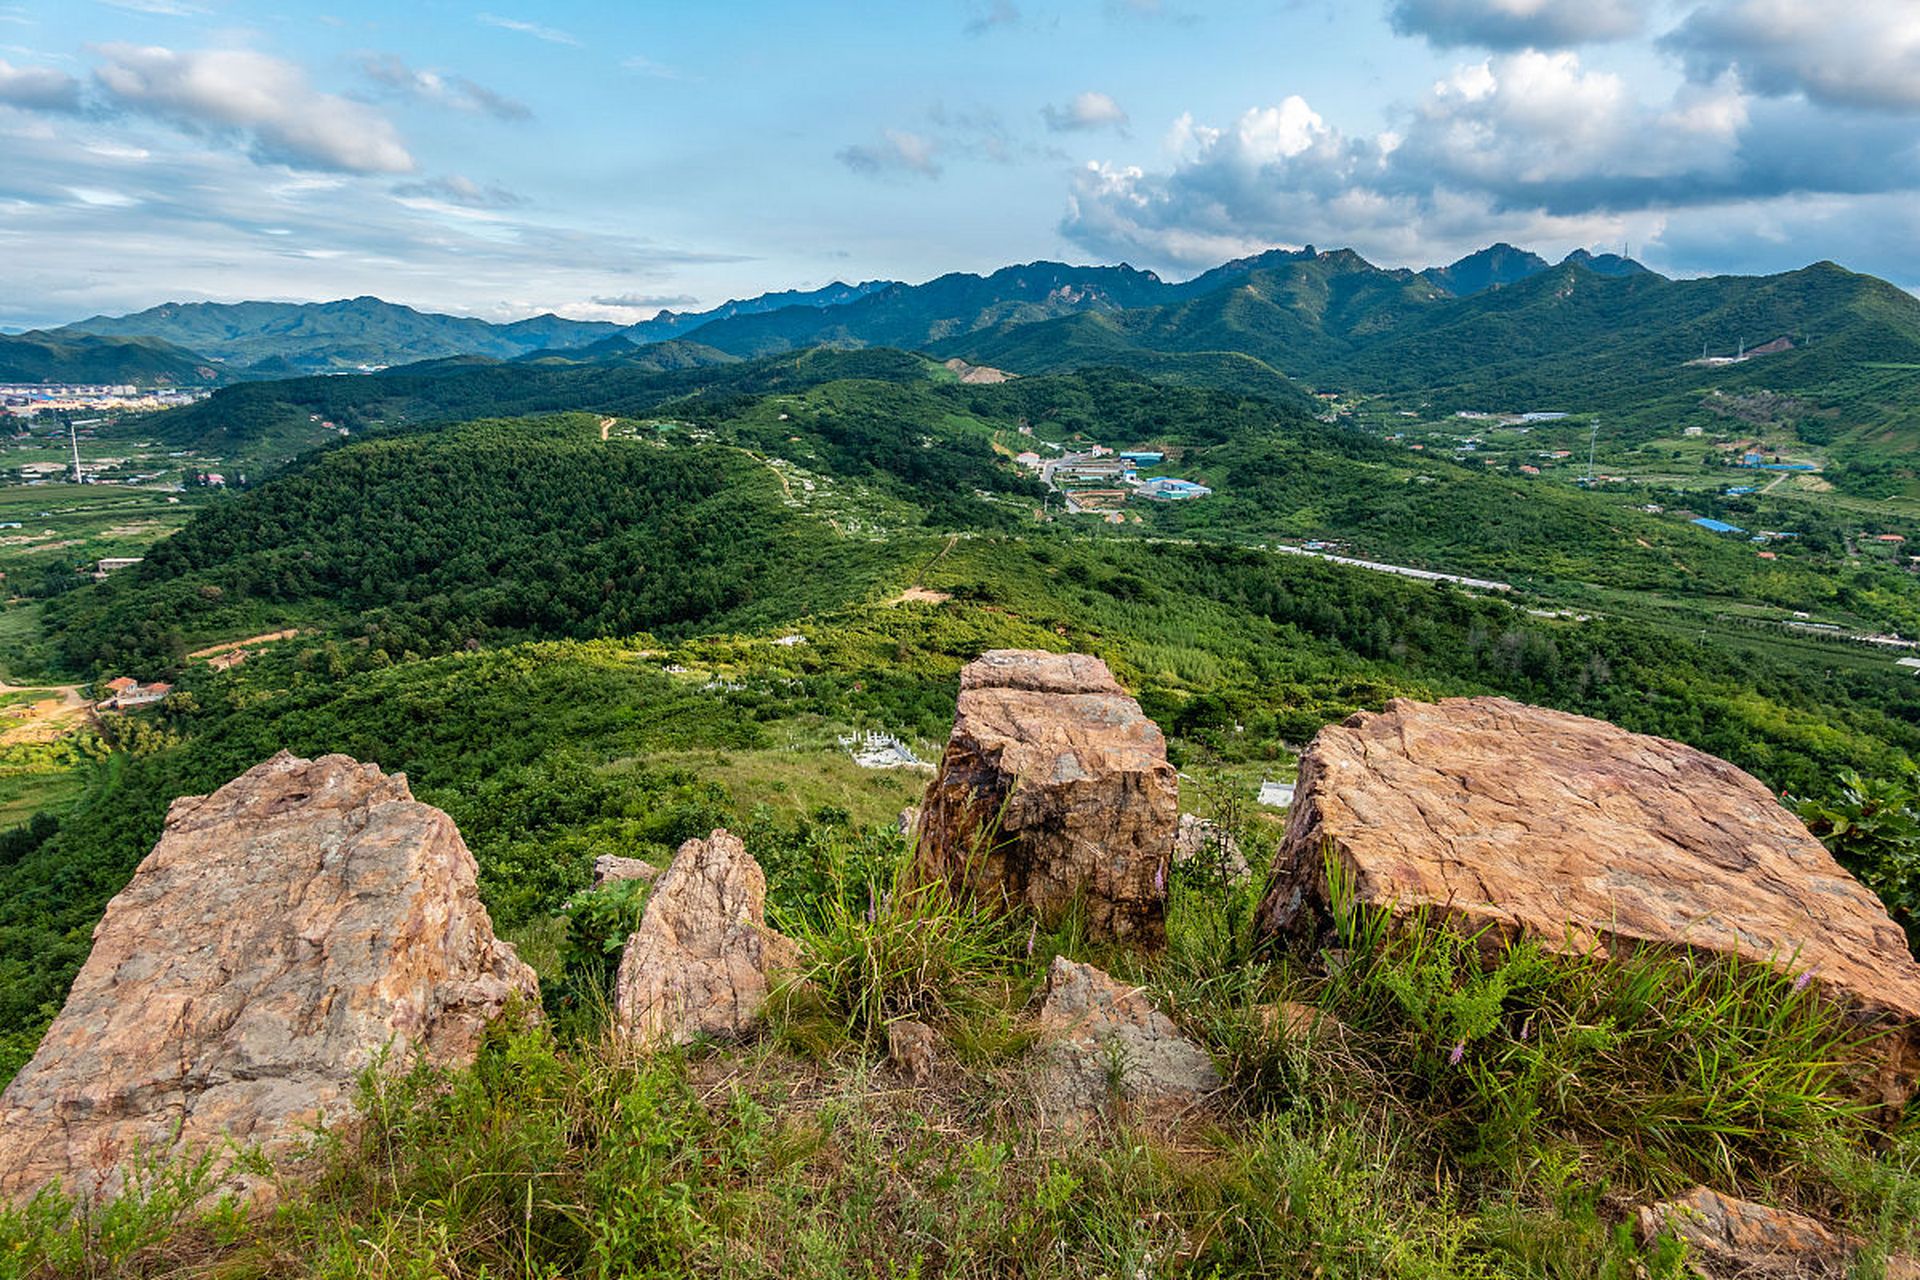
[837,129,942,178]
[1663,1,1920,113]
[1388,0,1649,49]
[0,58,79,111]
[92,44,415,174]
[1059,50,1920,272]
[1042,90,1129,133]
[360,55,530,121]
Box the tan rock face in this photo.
[1636,1188,1856,1279]
[1256,697,1920,1086]
[0,751,537,1206]
[1033,957,1219,1130]
[613,830,798,1049]
[916,650,1176,946]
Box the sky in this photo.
[1,0,1917,328]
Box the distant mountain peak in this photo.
[1560,248,1653,278]
[1421,244,1552,297]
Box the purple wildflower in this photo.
[1448,1040,1466,1067]
[1026,920,1037,958]
[1792,970,1814,994]
[1154,859,1166,895]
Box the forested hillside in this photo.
[0,330,220,385]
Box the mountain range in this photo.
[28,243,1920,475]
[40,244,1641,378]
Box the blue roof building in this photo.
[1136,477,1213,501]
[1118,450,1165,464]
[1692,517,1745,534]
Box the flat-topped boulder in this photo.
[915,650,1176,946]
[1256,696,1920,1090]
[613,829,798,1049]
[0,752,538,1205]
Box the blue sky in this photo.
[0,0,1916,327]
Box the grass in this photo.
[6,813,1916,1280]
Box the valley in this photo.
[5,244,1920,1279]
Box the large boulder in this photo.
[915,650,1176,946]
[0,752,537,1205]
[613,829,798,1049]
[1032,957,1219,1130]
[1256,697,1920,1091]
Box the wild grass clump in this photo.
[1310,854,1873,1191]
[773,852,1030,1055]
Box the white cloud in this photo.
[1663,0,1920,113]
[1388,0,1649,49]
[1058,49,1920,273]
[837,129,942,178]
[391,174,526,208]
[620,54,690,81]
[360,54,531,121]
[92,44,416,174]
[0,57,78,111]
[1041,90,1129,133]
[477,14,580,47]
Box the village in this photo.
[1012,441,1214,519]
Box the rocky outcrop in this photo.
[0,752,537,1205]
[1256,696,1920,1092]
[593,854,659,888]
[916,650,1176,946]
[1033,957,1218,1129]
[613,830,798,1049]
[1634,1188,1920,1279]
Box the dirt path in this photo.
[187,629,300,660]
[600,417,615,441]
[889,534,959,604]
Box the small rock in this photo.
[1636,1188,1854,1279]
[613,829,798,1049]
[1033,957,1218,1130]
[896,806,920,839]
[887,1019,937,1085]
[1255,1001,1343,1042]
[593,854,660,888]
[1173,812,1250,887]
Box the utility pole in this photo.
[67,418,82,485]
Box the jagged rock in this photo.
[916,650,1176,946]
[613,829,798,1049]
[1173,813,1250,887]
[593,854,660,888]
[1256,696,1920,1096]
[1033,957,1218,1129]
[896,805,920,839]
[1636,1188,1856,1279]
[0,752,537,1206]
[887,1019,937,1085]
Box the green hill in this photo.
[0,330,222,386]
